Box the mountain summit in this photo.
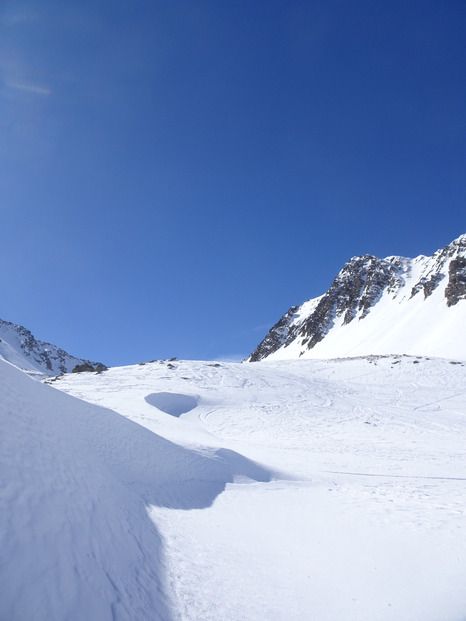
[248,235,466,362]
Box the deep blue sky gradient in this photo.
[1,0,465,364]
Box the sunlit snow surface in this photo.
[2,356,466,620]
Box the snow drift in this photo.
[0,359,271,621]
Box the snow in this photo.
[0,359,271,620]
[145,392,199,417]
[3,355,464,619]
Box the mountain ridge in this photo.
[0,317,104,375]
[248,234,466,362]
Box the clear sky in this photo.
[1,0,465,366]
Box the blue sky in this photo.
[1,0,465,365]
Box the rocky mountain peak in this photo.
[248,235,466,362]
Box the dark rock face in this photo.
[249,306,299,362]
[298,255,403,350]
[72,362,108,373]
[445,257,466,306]
[410,273,444,300]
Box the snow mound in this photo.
[0,360,272,620]
[145,392,198,417]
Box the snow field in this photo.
[51,355,466,620]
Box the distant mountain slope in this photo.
[248,234,466,361]
[0,318,103,375]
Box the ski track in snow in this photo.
[2,355,466,620]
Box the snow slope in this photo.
[42,355,466,621]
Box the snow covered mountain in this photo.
[249,234,466,362]
[0,317,104,375]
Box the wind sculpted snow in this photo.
[145,392,198,417]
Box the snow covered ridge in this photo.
[248,234,466,361]
[0,318,104,375]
